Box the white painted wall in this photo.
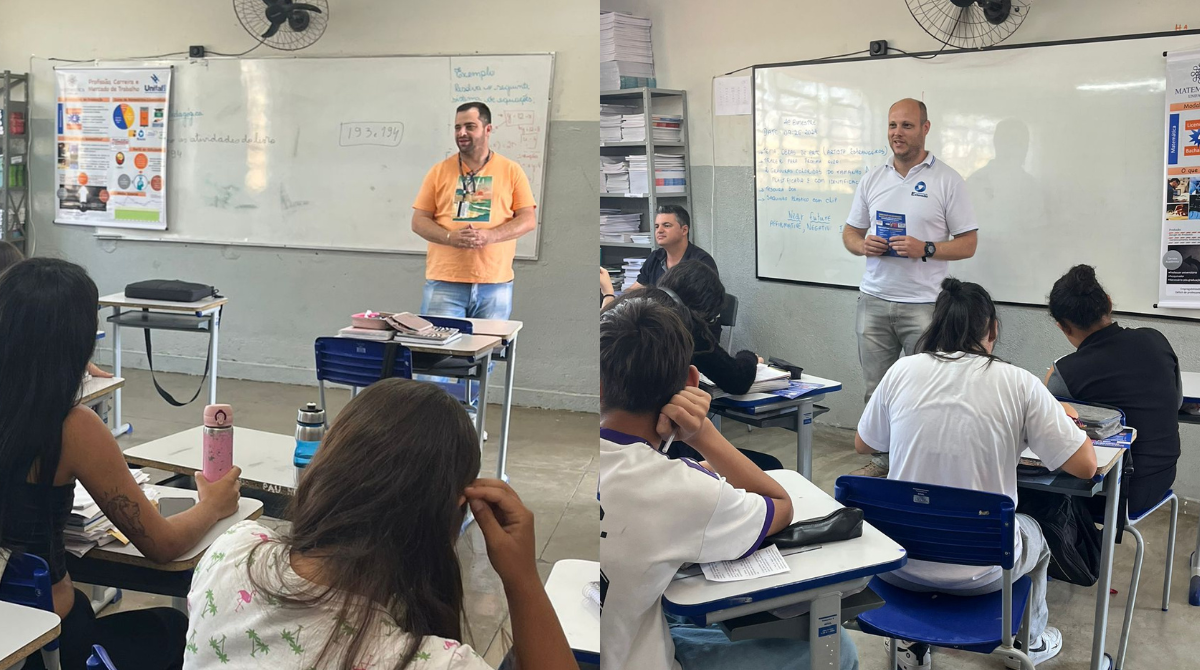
[2,0,601,411]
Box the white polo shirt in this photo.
[857,353,1087,590]
[846,152,978,303]
[599,429,773,670]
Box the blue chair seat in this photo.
[858,575,1031,654]
[1129,489,1175,522]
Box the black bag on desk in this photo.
[1017,488,1103,587]
[121,279,220,407]
[763,506,863,550]
[125,279,218,303]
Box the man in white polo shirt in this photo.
[842,98,979,477]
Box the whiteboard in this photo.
[754,33,1200,317]
[30,54,553,259]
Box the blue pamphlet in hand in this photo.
[875,211,906,257]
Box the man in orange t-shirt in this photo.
[411,102,537,320]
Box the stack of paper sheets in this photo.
[747,364,791,394]
[601,157,630,194]
[601,103,638,142]
[622,257,646,288]
[600,12,655,90]
[600,209,642,243]
[628,154,686,195]
[66,470,155,557]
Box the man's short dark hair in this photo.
[456,102,492,126]
[656,204,691,230]
[600,295,693,414]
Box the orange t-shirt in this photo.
[413,152,536,283]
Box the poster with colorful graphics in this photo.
[54,67,170,229]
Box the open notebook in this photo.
[1019,427,1135,473]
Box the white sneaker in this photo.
[885,639,931,670]
[1005,627,1063,668]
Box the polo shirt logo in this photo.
[912,181,928,198]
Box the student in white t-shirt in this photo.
[183,378,576,670]
[854,277,1097,670]
[599,295,859,670]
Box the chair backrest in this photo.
[314,337,412,388]
[718,293,738,328]
[419,315,474,334]
[834,475,1017,570]
[0,551,60,654]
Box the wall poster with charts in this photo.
[54,67,171,229]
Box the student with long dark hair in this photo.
[0,258,244,670]
[0,244,113,380]
[854,277,1097,669]
[185,378,576,670]
[1046,265,1181,517]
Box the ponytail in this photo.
[1048,264,1110,329]
[916,277,1002,365]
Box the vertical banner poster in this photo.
[54,67,170,229]
[1159,50,1200,308]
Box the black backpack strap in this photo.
[141,310,215,408]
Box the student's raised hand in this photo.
[466,478,539,586]
[195,466,242,520]
[888,235,925,259]
[656,386,712,443]
[862,234,889,257]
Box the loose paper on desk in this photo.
[701,544,790,582]
[714,76,752,116]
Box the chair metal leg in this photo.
[1165,495,1179,611]
[888,637,898,670]
[41,647,61,670]
[1018,592,1032,652]
[1116,525,1145,670]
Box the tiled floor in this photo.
[82,368,598,664]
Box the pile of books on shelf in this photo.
[621,257,646,290]
[628,154,687,195]
[600,209,645,244]
[600,12,655,91]
[601,156,630,193]
[601,102,637,142]
[652,115,683,143]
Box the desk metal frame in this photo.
[712,395,828,480]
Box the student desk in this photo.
[663,470,906,670]
[1017,444,1125,670]
[123,426,298,497]
[98,292,228,438]
[709,375,843,480]
[0,601,60,670]
[66,485,262,612]
[79,376,124,407]
[1178,371,1200,607]
[338,322,514,480]
[545,559,600,666]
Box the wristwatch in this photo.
[922,241,936,262]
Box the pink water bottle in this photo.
[202,404,234,482]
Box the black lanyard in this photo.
[458,151,493,202]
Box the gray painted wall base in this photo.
[44,121,599,413]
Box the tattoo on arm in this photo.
[95,487,156,551]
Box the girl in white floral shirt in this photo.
[184,379,577,670]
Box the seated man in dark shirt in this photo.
[629,204,718,290]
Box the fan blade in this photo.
[261,20,283,38]
[288,4,323,13]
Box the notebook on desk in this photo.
[709,374,842,409]
[1018,427,1133,480]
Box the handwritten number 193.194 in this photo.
[339,122,405,147]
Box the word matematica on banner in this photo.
[54,67,171,230]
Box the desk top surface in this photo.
[84,484,263,570]
[663,470,906,613]
[0,600,60,670]
[1183,371,1200,402]
[545,559,601,655]
[123,427,297,496]
[99,292,228,312]
[460,317,523,339]
[79,376,124,406]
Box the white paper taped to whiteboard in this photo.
[30,54,554,259]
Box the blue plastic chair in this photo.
[834,476,1037,670]
[0,552,62,670]
[314,337,413,414]
[86,645,117,669]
